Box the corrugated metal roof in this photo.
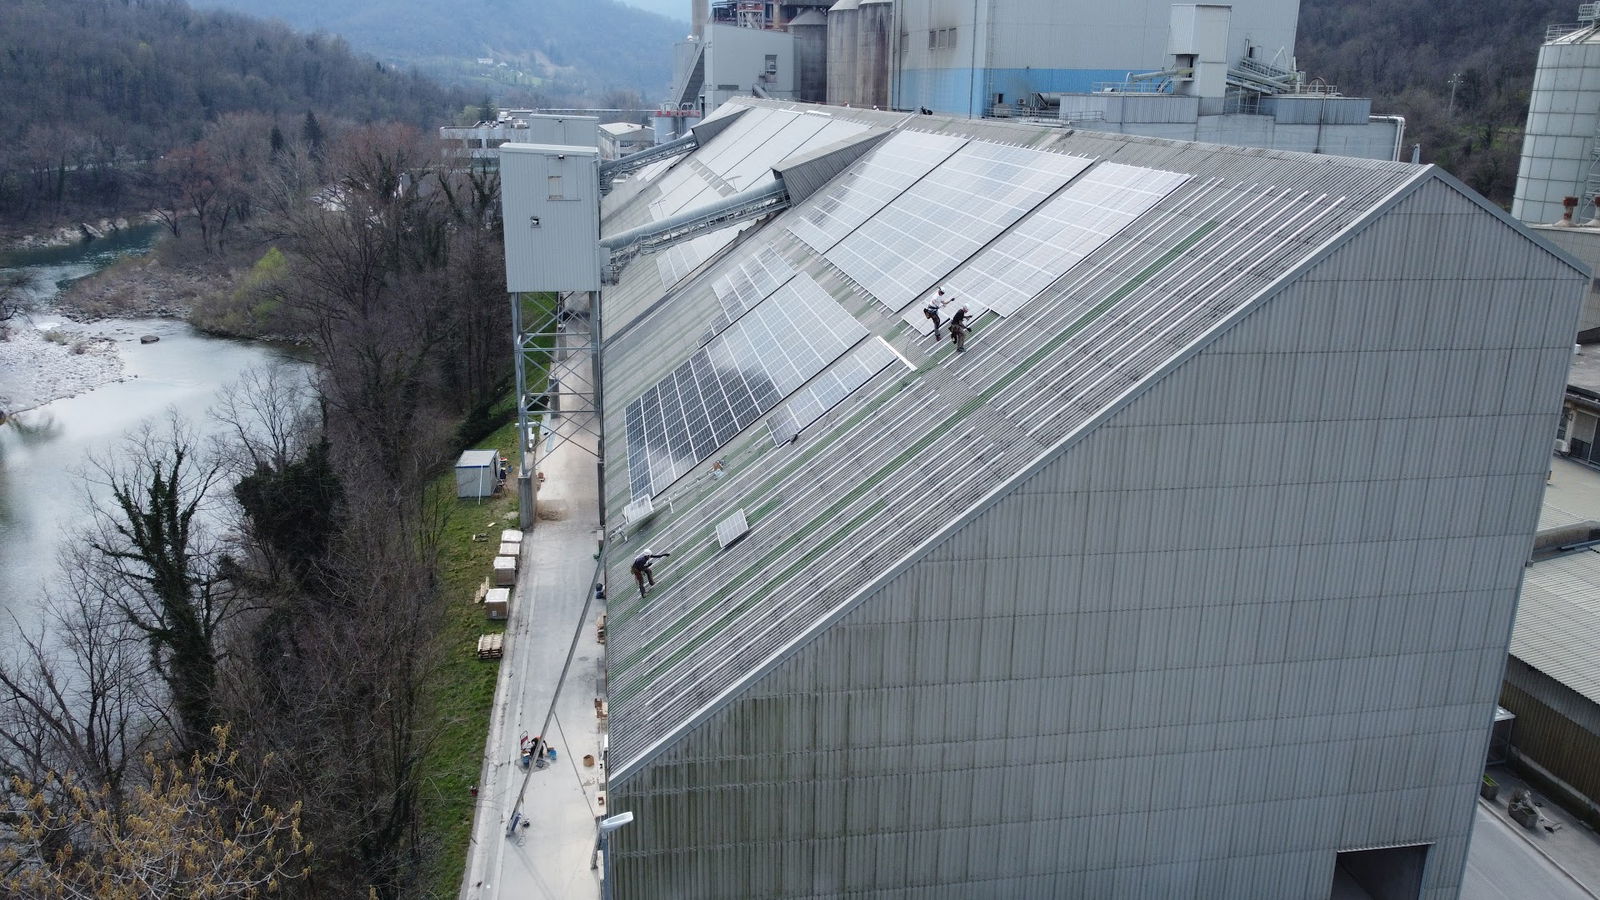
[1517,551,1600,706]
[596,97,1440,781]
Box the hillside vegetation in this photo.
[1300,0,1574,206]
[0,0,472,227]
[192,0,685,105]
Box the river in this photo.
[0,231,302,636]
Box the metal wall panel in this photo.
[607,179,1575,900]
[500,144,602,291]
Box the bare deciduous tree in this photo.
[85,416,240,751]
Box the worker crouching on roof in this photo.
[632,549,671,597]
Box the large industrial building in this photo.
[661,0,1403,160]
[497,98,1587,897]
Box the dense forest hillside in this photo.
[1299,0,1574,206]
[192,0,685,104]
[0,0,473,227]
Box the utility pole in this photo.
[1447,72,1464,117]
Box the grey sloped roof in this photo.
[1517,552,1600,705]
[597,98,1432,781]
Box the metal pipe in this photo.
[600,179,789,250]
[1369,114,1406,162]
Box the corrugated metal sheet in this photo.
[1516,552,1600,707]
[772,129,892,205]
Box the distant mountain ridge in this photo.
[0,0,473,224]
[191,0,686,103]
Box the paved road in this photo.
[1462,806,1597,900]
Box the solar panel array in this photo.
[712,246,795,319]
[942,162,1191,318]
[765,337,905,445]
[827,142,1094,313]
[626,273,867,498]
[786,130,967,254]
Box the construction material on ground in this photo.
[474,577,491,604]
[596,614,607,644]
[493,555,517,587]
[477,633,504,659]
[498,542,520,557]
[501,529,524,544]
[485,587,511,620]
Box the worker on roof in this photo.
[632,549,672,597]
[924,288,952,340]
[949,305,971,353]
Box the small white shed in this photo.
[456,450,499,499]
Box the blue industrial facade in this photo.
[895,66,1135,118]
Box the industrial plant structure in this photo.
[494,97,1585,897]
[1514,4,1600,226]
[660,0,1402,159]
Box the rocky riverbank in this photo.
[0,320,124,414]
[1,215,155,252]
[56,253,213,322]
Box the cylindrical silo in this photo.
[652,112,674,145]
[1513,26,1600,225]
[826,0,859,106]
[855,0,892,109]
[691,0,708,39]
[792,10,829,103]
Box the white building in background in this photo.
[438,112,598,167]
[659,0,1402,161]
[1043,4,1403,160]
[599,122,654,160]
[1514,6,1600,226]
[559,98,1585,898]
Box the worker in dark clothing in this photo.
[631,549,671,596]
[923,291,947,340]
[949,305,972,352]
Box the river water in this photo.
[0,232,301,635]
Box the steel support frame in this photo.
[512,289,603,528]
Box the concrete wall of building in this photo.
[1531,225,1600,334]
[608,178,1582,898]
[1501,657,1600,823]
[894,0,1300,115]
[1058,115,1400,161]
[703,23,797,109]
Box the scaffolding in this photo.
[512,290,602,528]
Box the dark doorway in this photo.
[1331,844,1429,900]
